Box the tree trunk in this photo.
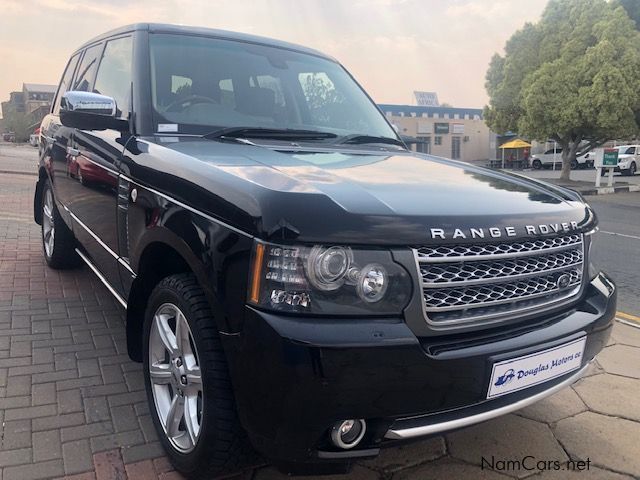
[559,142,579,181]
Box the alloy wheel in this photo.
[148,303,203,453]
[42,188,55,258]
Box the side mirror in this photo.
[60,91,129,131]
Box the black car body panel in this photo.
[34,23,616,472]
[123,136,592,246]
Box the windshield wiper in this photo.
[203,127,337,141]
[336,134,405,147]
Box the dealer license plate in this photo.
[487,337,586,399]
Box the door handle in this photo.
[67,147,80,157]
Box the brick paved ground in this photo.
[0,159,639,479]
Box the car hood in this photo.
[129,138,594,245]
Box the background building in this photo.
[22,83,56,114]
[1,83,56,139]
[1,91,25,118]
[379,103,494,163]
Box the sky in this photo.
[0,0,548,114]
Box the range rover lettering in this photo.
[34,24,616,479]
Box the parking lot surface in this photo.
[0,145,639,479]
[523,167,640,187]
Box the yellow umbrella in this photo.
[499,139,531,168]
[499,139,532,149]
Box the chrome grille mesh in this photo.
[416,234,582,261]
[421,249,583,284]
[424,267,582,309]
[415,234,584,327]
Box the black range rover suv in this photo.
[35,23,616,478]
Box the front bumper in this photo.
[222,273,616,467]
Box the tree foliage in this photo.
[484,0,640,179]
[617,0,640,27]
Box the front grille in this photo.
[414,234,584,328]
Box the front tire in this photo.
[532,159,542,170]
[143,274,252,479]
[626,162,637,176]
[41,180,80,269]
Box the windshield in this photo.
[149,34,398,140]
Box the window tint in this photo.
[298,72,353,129]
[94,36,133,117]
[624,146,636,154]
[253,75,285,108]
[219,79,235,108]
[53,53,81,114]
[172,75,192,94]
[73,44,103,92]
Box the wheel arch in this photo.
[34,167,49,225]
[126,233,219,362]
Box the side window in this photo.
[73,43,103,92]
[52,53,81,114]
[626,147,636,155]
[93,36,133,117]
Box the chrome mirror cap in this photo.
[61,91,117,117]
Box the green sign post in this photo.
[595,147,619,188]
[602,149,618,166]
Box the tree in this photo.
[617,0,640,27]
[484,0,640,180]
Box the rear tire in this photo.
[41,180,80,269]
[143,274,254,479]
[570,160,578,170]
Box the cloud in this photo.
[0,0,549,111]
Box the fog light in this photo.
[330,419,366,449]
[356,264,388,303]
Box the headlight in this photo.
[585,227,600,280]
[248,242,411,315]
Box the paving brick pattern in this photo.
[1,166,639,479]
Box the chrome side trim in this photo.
[75,248,127,309]
[119,175,253,239]
[64,205,136,277]
[384,362,590,440]
[65,206,118,258]
[118,257,135,275]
